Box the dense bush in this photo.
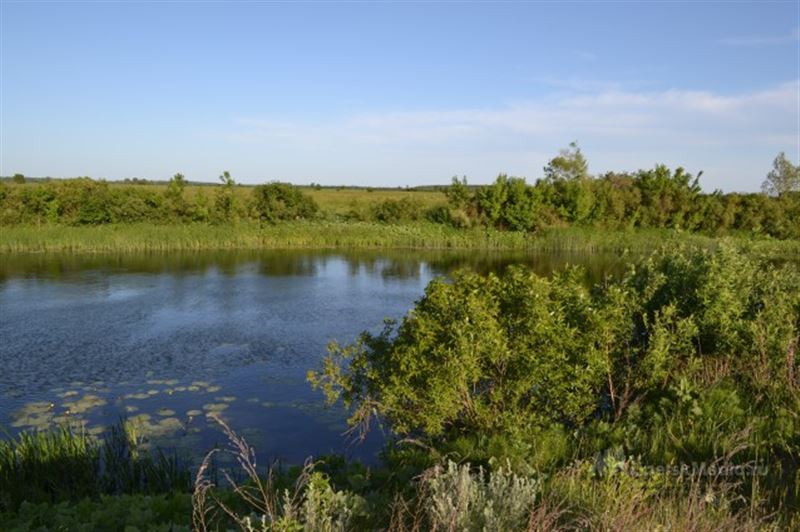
[370,197,422,223]
[449,167,799,239]
[427,146,799,239]
[0,177,320,226]
[310,244,800,518]
[252,182,319,222]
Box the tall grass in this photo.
[0,221,524,253]
[0,422,190,512]
[2,222,798,255]
[1,419,789,529]
[190,420,776,531]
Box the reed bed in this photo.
[0,423,190,512]
[2,222,798,256]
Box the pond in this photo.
[0,249,631,465]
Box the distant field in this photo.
[99,181,448,216]
[302,187,446,215]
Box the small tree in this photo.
[762,152,799,196]
[543,141,588,182]
[12,173,25,184]
[445,176,470,209]
[214,171,236,222]
[165,172,187,219]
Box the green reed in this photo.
[2,222,798,256]
[0,422,190,512]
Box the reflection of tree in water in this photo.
[256,252,320,276]
[0,251,256,281]
[0,248,637,286]
[353,256,422,280]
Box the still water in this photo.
[0,249,629,464]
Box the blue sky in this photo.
[1,1,798,191]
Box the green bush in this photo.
[369,198,421,223]
[251,182,319,222]
[310,244,800,513]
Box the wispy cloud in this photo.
[224,81,798,191]
[718,27,799,46]
[572,50,597,62]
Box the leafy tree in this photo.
[473,175,540,231]
[541,143,594,224]
[445,176,470,209]
[474,174,510,227]
[543,141,589,182]
[191,189,211,222]
[635,165,700,228]
[12,173,25,184]
[214,171,236,222]
[762,152,800,196]
[164,172,187,219]
[591,173,641,227]
[501,176,538,230]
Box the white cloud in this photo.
[222,81,798,191]
[718,27,800,46]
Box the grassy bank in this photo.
[3,221,799,255]
[1,418,793,530]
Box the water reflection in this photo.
[0,248,630,284]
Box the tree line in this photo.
[2,147,798,239]
[0,173,317,226]
[435,146,799,239]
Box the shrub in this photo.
[370,198,421,223]
[420,461,540,532]
[310,244,800,494]
[251,182,319,222]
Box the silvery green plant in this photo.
[423,461,540,532]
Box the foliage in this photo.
[251,182,319,223]
[419,461,540,531]
[444,176,470,209]
[0,422,190,512]
[165,172,188,220]
[441,146,799,240]
[0,493,192,532]
[192,417,368,532]
[370,198,422,223]
[2,149,798,240]
[310,244,800,520]
[215,171,238,223]
[762,152,800,196]
[472,174,542,231]
[543,141,589,182]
